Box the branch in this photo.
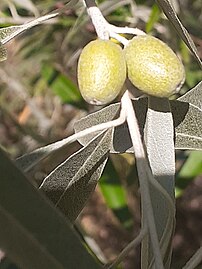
[82,0,145,43]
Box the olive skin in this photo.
[77,39,126,105]
[124,35,185,98]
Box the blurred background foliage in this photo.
[0,0,202,268]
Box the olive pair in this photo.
[77,35,185,105]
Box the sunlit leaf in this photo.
[0,1,78,46]
[0,149,101,269]
[155,0,202,68]
[174,81,202,149]
[75,97,202,151]
[40,130,113,222]
[74,103,122,152]
[16,92,202,175]
[16,131,80,172]
[0,14,58,45]
[144,97,175,268]
[74,100,146,153]
[178,80,202,108]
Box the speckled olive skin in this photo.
[124,35,185,98]
[78,39,126,105]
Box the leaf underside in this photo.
[40,130,113,222]
[16,81,202,177]
[75,95,202,151]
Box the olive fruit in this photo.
[124,35,185,98]
[77,39,126,105]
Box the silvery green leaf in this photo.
[178,80,202,108]
[75,98,202,151]
[0,13,59,45]
[17,94,202,175]
[16,124,81,172]
[40,130,112,222]
[0,149,101,269]
[144,97,175,268]
[0,0,78,46]
[156,0,202,68]
[171,100,202,150]
[16,139,69,172]
[74,99,147,153]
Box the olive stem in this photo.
[121,90,164,269]
[83,0,146,45]
[86,6,109,40]
[108,24,146,36]
[109,32,129,46]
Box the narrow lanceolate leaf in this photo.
[40,130,113,222]
[75,97,202,152]
[155,0,202,68]
[0,0,78,46]
[171,100,202,150]
[74,99,147,153]
[16,92,202,174]
[174,81,202,150]
[0,13,59,45]
[0,149,101,269]
[178,80,202,108]
[143,97,175,269]
[74,103,121,150]
[16,134,77,172]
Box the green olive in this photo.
[124,35,185,98]
[77,39,126,105]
